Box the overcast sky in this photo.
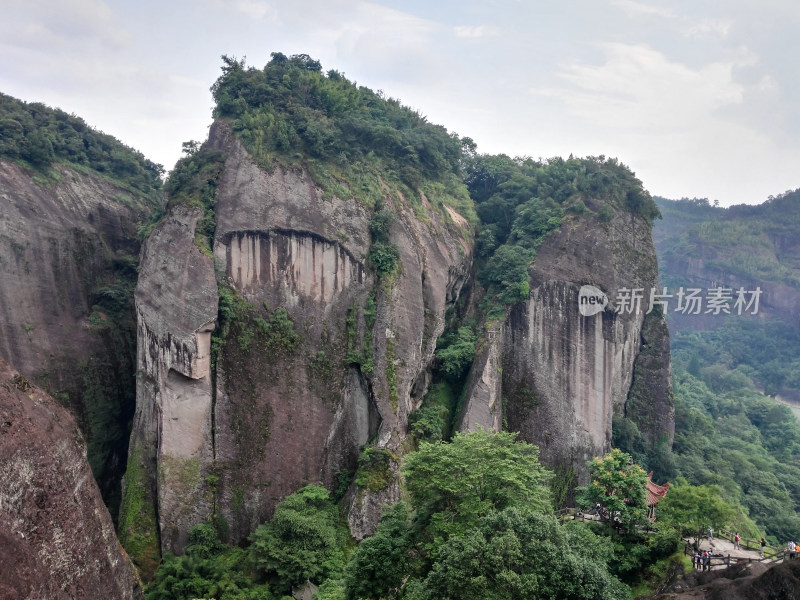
[2,0,797,206]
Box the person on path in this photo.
[708,526,714,540]
[734,532,740,550]
[760,537,766,557]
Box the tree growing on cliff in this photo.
[403,430,552,554]
[249,485,350,594]
[577,448,648,531]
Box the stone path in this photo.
[687,536,767,568]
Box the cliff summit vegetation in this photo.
[0,91,164,196]
[209,52,477,225]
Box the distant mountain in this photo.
[652,193,800,543]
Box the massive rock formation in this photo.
[0,159,147,388]
[0,158,152,503]
[0,357,143,600]
[459,200,673,483]
[123,121,472,558]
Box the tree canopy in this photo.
[414,508,629,600]
[249,484,350,594]
[0,91,163,195]
[656,478,740,538]
[577,449,648,530]
[403,430,552,553]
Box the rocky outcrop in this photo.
[122,204,218,566]
[655,559,800,600]
[0,357,143,600]
[0,158,152,503]
[457,324,504,433]
[460,202,673,484]
[626,309,675,445]
[125,121,472,554]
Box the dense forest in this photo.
[0,91,164,196]
[145,433,682,600]
[639,194,800,544]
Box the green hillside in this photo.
[651,193,800,543]
[0,91,164,196]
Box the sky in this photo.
[1,0,798,206]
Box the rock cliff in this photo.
[0,158,155,507]
[123,120,472,559]
[459,200,673,484]
[0,357,143,599]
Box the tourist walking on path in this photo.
[708,526,713,540]
[734,532,740,550]
[760,538,766,557]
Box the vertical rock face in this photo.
[123,204,218,565]
[0,159,151,503]
[0,160,144,378]
[126,121,472,554]
[0,357,143,600]
[460,205,673,484]
[626,310,675,446]
[457,326,505,433]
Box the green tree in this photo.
[577,448,648,530]
[249,485,350,594]
[145,523,271,600]
[479,244,534,304]
[403,430,552,553]
[343,502,412,600]
[656,478,738,539]
[416,508,628,600]
[435,326,477,381]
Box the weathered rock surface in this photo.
[0,357,143,600]
[123,203,218,562]
[654,559,800,600]
[125,121,472,554]
[457,324,504,433]
[460,202,673,483]
[0,158,151,501]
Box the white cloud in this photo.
[453,25,499,38]
[234,0,275,20]
[609,0,675,19]
[556,43,747,130]
[0,0,132,51]
[1,0,796,205]
[683,18,732,39]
